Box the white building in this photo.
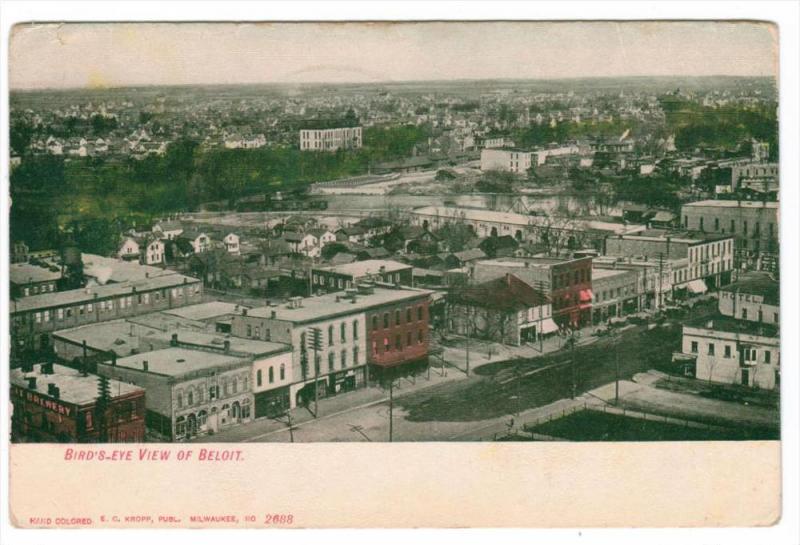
[223,233,241,255]
[300,126,362,152]
[480,148,532,174]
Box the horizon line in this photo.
[9,74,778,93]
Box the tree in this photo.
[321,242,350,261]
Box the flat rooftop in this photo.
[10,364,144,406]
[683,200,779,209]
[10,273,200,313]
[114,348,249,377]
[316,259,411,277]
[82,253,178,283]
[475,256,588,268]
[163,301,249,321]
[614,229,732,244]
[246,286,433,324]
[720,272,779,305]
[591,268,632,280]
[158,331,291,357]
[9,262,61,285]
[686,314,780,338]
[52,319,162,356]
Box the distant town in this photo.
[9,76,780,443]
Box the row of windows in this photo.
[690,341,773,363]
[176,375,249,409]
[30,285,201,324]
[371,306,425,330]
[594,285,635,303]
[371,330,425,355]
[307,347,361,375]
[256,364,287,387]
[553,268,590,289]
[688,216,776,239]
[738,308,778,323]
[22,282,56,296]
[689,240,732,262]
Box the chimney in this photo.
[223,340,231,353]
[132,286,137,293]
[242,308,248,316]
[171,333,178,346]
[142,360,149,372]
[26,376,37,390]
[270,310,276,319]
[111,353,117,367]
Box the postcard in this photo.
[3,18,785,530]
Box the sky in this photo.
[8,21,778,90]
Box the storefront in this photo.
[254,386,291,418]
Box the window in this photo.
[383,338,389,353]
[341,322,346,342]
[372,316,378,330]
[177,393,183,408]
[341,350,347,368]
[743,220,748,235]
[724,345,731,358]
[407,331,412,347]
[353,346,360,365]
[714,218,719,231]
[57,308,64,320]
[372,341,378,355]
[741,308,748,320]
[383,313,389,328]
[708,343,715,356]
[353,320,359,339]
[254,326,260,339]
[328,325,334,345]
[690,341,698,353]
[328,352,335,371]
[774,312,779,323]
[395,309,401,325]
[395,335,402,350]
[314,354,321,375]
[765,350,771,364]
[35,312,41,324]
[246,325,252,337]
[417,306,423,321]
[279,364,285,380]
[268,367,274,384]
[209,387,217,400]
[187,390,194,405]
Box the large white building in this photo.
[300,126,362,152]
[480,148,533,174]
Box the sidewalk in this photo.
[188,364,462,443]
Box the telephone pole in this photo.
[306,327,322,418]
[388,378,394,442]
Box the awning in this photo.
[540,318,560,335]
[579,289,593,303]
[686,279,708,294]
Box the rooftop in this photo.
[591,268,632,279]
[11,273,201,314]
[720,271,779,305]
[449,274,550,311]
[82,253,176,284]
[159,331,291,357]
[10,364,144,406]
[163,301,248,322]
[245,285,432,324]
[686,314,779,338]
[9,262,61,285]
[683,199,779,209]
[315,259,411,278]
[475,256,589,268]
[113,348,249,378]
[51,319,162,356]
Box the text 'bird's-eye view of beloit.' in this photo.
[8,22,780,444]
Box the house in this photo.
[336,226,367,244]
[312,260,414,293]
[446,274,556,346]
[308,228,337,249]
[283,231,319,257]
[10,262,62,298]
[178,229,212,254]
[354,217,394,241]
[443,248,486,269]
[223,233,241,255]
[356,247,392,261]
[117,237,141,261]
[152,220,184,240]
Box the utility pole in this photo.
[388,378,394,442]
[657,252,665,311]
[307,327,322,418]
[614,329,620,405]
[286,411,295,443]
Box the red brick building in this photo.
[366,293,430,378]
[10,363,145,443]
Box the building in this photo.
[300,125,362,152]
[446,273,556,346]
[681,200,778,271]
[178,229,211,254]
[680,316,779,390]
[230,284,431,406]
[312,260,413,293]
[223,233,241,255]
[731,163,779,192]
[470,257,593,328]
[590,267,641,324]
[10,362,145,443]
[718,272,779,326]
[604,229,735,293]
[410,205,645,251]
[480,148,532,174]
[9,273,203,354]
[592,256,672,311]
[11,240,30,263]
[97,348,253,441]
[10,262,62,298]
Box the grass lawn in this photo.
[526,409,776,441]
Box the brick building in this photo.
[10,363,145,443]
[311,260,413,293]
